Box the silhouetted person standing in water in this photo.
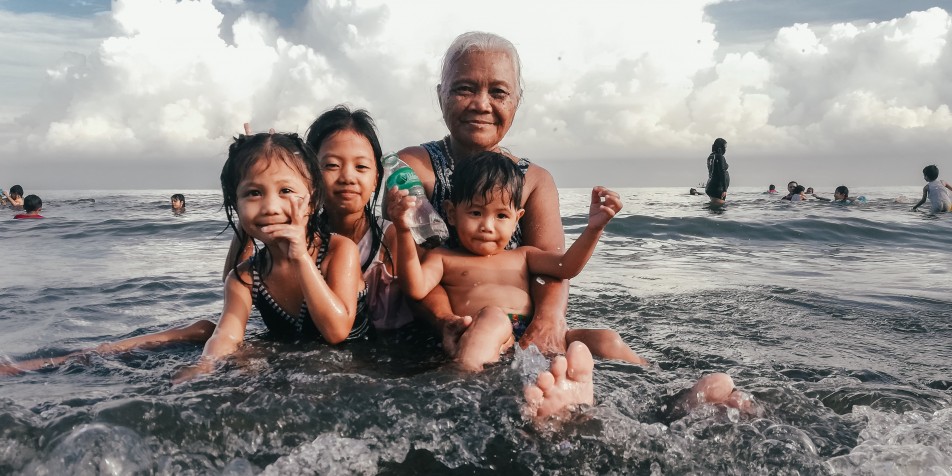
[705,138,729,205]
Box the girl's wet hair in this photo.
[793,185,806,194]
[450,151,524,209]
[923,165,939,181]
[220,132,326,279]
[835,185,849,197]
[305,105,388,272]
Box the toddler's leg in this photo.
[454,307,515,371]
[524,341,595,418]
[566,328,647,365]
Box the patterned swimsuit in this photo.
[421,137,530,250]
[250,231,371,342]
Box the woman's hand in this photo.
[519,309,568,354]
[440,314,473,357]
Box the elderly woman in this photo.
[396,32,571,357]
[397,33,648,365]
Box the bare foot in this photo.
[524,341,595,418]
[676,372,761,416]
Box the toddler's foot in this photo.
[524,341,595,418]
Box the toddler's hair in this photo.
[450,151,524,209]
[9,185,23,199]
[220,132,326,278]
[835,185,849,197]
[305,105,387,272]
[23,194,41,212]
[923,165,939,181]
[171,193,185,205]
[793,185,806,194]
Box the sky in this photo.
[0,0,950,189]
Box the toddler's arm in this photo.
[526,186,622,279]
[386,187,444,300]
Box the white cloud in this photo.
[0,0,950,188]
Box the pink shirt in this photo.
[359,219,414,330]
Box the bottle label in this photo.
[385,166,422,191]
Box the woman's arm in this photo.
[517,164,570,355]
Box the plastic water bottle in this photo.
[383,152,449,248]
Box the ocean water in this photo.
[1,187,950,475]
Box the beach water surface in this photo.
[1,187,950,474]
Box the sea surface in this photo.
[1,187,950,475]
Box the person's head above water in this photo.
[438,31,523,154]
[787,181,798,192]
[834,185,849,200]
[23,194,41,213]
[170,193,185,210]
[805,187,814,195]
[769,184,776,191]
[923,164,939,181]
[711,138,727,154]
[9,185,23,199]
[793,185,806,194]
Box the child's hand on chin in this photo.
[261,194,312,261]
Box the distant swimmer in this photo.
[6,185,24,208]
[788,185,807,202]
[13,194,43,219]
[170,193,185,214]
[781,181,798,200]
[912,164,952,213]
[704,138,729,205]
[813,186,863,204]
[689,188,703,195]
[766,184,778,194]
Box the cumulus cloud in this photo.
[0,0,949,188]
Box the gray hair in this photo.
[439,31,524,102]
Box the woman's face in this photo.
[439,49,519,152]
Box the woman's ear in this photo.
[443,199,456,226]
[436,84,443,110]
